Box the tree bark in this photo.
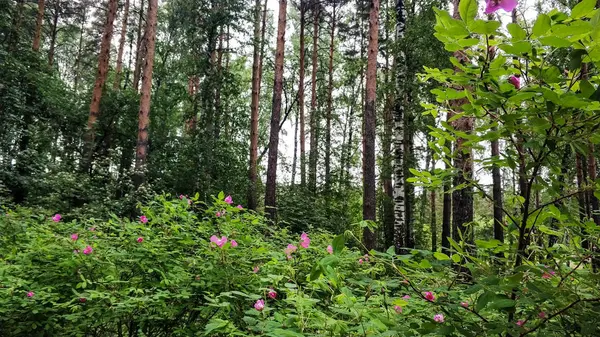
[133,0,158,188]
[362,0,379,250]
[393,0,407,252]
[491,132,504,243]
[325,3,336,196]
[114,0,131,89]
[308,3,319,194]
[382,3,394,250]
[248,0,268,211]
[80,0,119,172]
[430,156,437,251]
[48,2,59,66]
[32,0,45,51]
[264,0,288,221]
[298,0,307,188]
[442,158,452,253]
[132,0,146,92]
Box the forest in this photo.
[1,0,600,335]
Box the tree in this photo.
[362,0,378,250]
[81,0,119,173]
[264,0,288,220]
[325,0,337,197]
[133,0,158,188]
[33,0,46,51]
[308,1,319,194]
[298,0,307,188]
[132,0,145,92]
[114,0,130,89]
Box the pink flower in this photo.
[139,215,148,223]
[549,270,556,276]
[484,0,517,14]
[394,305,403,314]
[27,291,34,298]
[210,235,228,248]
[508,75,521,89]
[359,258,364,264]
[327,245,333,254]
[254,299,265,311]
[137,237,144,243]
[52,214,61,222]
[179,194,184,199]
[89,227,96,232]
[461,301,469,308]
[237,204,243,210]
[71,233,78,241]
[434,314,444,323]
[402,295,411,300]
[542,272,552,279]
[300,232,310,248]
[284,244,297,257]
[231,240,238,247]
[268,289,277,299]
[83,245,93,255]
[253,266,260,273]
[79,297,87,303]
[224,195,233,204]
[516,319,525,327]
[363,254,370,262]
[216,211,222,217]
[424,291,435,302]
[538,311,546,319]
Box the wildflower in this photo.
[359,259,364,264]
[79,297,86,303]
[231,240,238,247]
[216,211,222,217]
[327,245,333,254]
[71,233,79,241]
[484,0,518,14]
[89,227,96,232]
[52,214,61,222]
[83,246,93,255]
[402,295,410,300]
[268,289,277,299]
[210,235,228,248]
[300,232,310,248]
[508,75,521,89]
[461,301,469,308]
[434,314,444,323]
[516,319,525,327]
[139,215,148,223]
[27,291,34,298]
[424,291,435,302]
[137,237,144,243]
[539,311,546,319]
[224,195,233,204]
[284,244,297,258]
[179,194,184,199]
[253,266,260,273]
[394,305,403,314]
[363,254,370,262]
[542,272,552,279]
[237,204,243,210]
[254,299,265,311]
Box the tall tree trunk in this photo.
[133,0,158,188]
[133,0,146,92]
[491,133,504,243]
[308,4,319,194]
[48,2,59,66]
[442,159,452,253]
[214,29,224,139]
[264,0,288,221]
[382,3,394,250]
[325,3,336,196]
[248,0,267,211]
[430,155,437,251]
[588,145,600,224]
[393,0,407,252]
[292,105,299,185]
[114,0,131,89]
[32,0,45,51]
[73,13,86,92]
[362,0,379,250]
[80,0,119,172]
[298,0,307,188]
[10,0,25,52]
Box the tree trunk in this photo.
[308,3,319,194]
[214,29,224,139]
[393,0,407,252]
[588,145,600,224]
[132,0,146,92]
[114,0,131,89]
[133,0,158,188]
[292,105,299,185]
[430,156,437,251]
[442,160,452,253]
[382,7,394,250]
[248,0,267,211]
[325,3,336,196]
[362,0,379,250]
[32,0,45,51]
[48,2,59,66]
[264,0,288,221]
[80,0,118,172]
[298,0,306,188]
[491,133,504,243]
[73,13,86,92]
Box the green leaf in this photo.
[475,291,495,312]
[419,259,432,268]
[475,239,501,249]
[458,0,477,25]
[489,298,516,310]
[539,36,571,48]
[309,264,323,281]
[451,254,461,263]
[532,14,551,37]
[204,319,229,334]
[433,252,450,260]
[217,191,224,200]
[507,23,526,41]
[332,234,345,255]
[571,0,595,19]
[468,20,500,35]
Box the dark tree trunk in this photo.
[325,3,336,196]
[491,132,504,243]
[132,0,146,92]
[308,3,319,194]
[298,0,306,188]
[442,160,452,253]
[114,0,131,89]
[33,0,45,51]
[48,2,59,66]
[264,0,288,221]
[430,155,437,251]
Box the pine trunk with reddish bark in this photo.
[133,0,158,188]
[32,0,45,51]
[362,0,379,250]
[298,0,306,188]
[80,0,119,172]
[264,0,288,221]
[133,0,146,92]
[114,0,131,89]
